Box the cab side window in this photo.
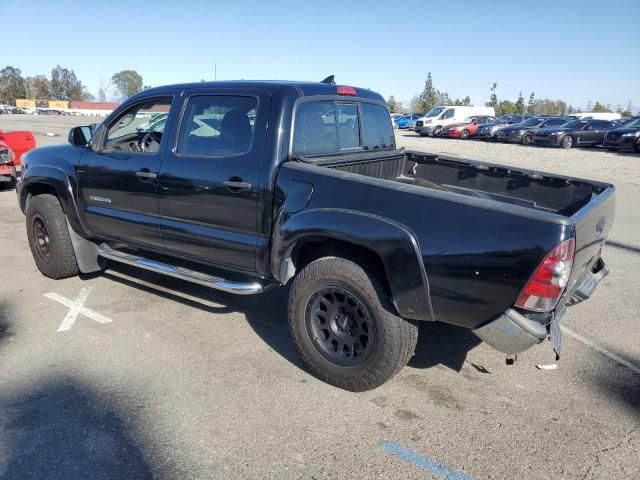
[176,95,257,157]
[103,97,172,153]
[441,109,455,120]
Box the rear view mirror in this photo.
[68,126,92,147]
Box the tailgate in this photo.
[560,186,615,308]
[0,131,36,166]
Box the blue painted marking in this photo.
[381,442,473,480]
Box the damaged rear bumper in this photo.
[473,258,609,355]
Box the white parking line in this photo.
[43,287,113,332]
[561,326,640,375]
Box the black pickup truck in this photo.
[17,80,614,391]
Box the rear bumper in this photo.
[474,257,609,355]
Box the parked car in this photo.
[414,106,495,137]
[602,117,640,151]
[496,117,567,144]
[570,112,621,121]
[476,114,531,139]
[18,80,614,391]
[440,115,496,139]
[394,113,422,129]
[0,130,36,166]
[0,139,17,188]
[534,119,616,149]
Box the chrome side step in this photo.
[97,244,263,295]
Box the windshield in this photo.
[424,107,446,117]
[561,120,588,129]
[624,118,640,128]
[462,117,475,123]
[520,118,542,127]
[495,115,513,123]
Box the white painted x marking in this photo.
[43,287,113,332]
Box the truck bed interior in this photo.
[318,150,609,217]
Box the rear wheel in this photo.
[26,194,79,279]
[561,135,574,149]
[460,129,470,140]
[288,257,418,391]
[522,132,534,145]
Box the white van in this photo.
[569,112,621,121]
[414,106,496,136]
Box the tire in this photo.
[432,127,442,137]
[561,135,574,149]
[288,257,418,391]
[26,194,79,279]
[460,129,470,140]
[522,132,534,145]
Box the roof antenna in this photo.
[320,75,335,85]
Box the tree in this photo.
[98,87,106,102]
[498,100,516,115]
[526,92,535,114]
[514,92,525,114]
[592,101,609,113]
[462,96,471,106]
[49,65,85,101]
[24,75,50,99]
[387,95,398,113]
[418,72,437,113]
[408,94,422,113]
[111,70,143,99]
[489,83,498,111]
[0,66,27,105]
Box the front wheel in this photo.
[26,194,79,279]
[460,129,470,140]
[561,135,574,149]
[522,132,534,145]
[288,257,418,391]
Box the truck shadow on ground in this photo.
[93,263,479,376]
[0,376,153,480]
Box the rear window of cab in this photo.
[292,101,395,157]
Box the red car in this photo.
[0,130,36,188]
[440,115,496,139]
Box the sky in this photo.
[1,0,639,111]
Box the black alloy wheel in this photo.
[305,286,375,367]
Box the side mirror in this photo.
[68,126,92,147]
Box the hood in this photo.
[21,144,83,172]
[608,126,640,135]
[535,126,573,135]
[443,122,468,129]
[500,124,536,133]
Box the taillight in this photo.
[337,86,357,96]
[515,238,575,313]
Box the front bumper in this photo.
[603,136,638,149]
[440,129,460,138]
[477,128,499,139]
[474,257,609,355]
[497,131,525,142]
[415,125,434,135]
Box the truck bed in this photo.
[325,150,609,217]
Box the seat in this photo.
[219,110,252,154]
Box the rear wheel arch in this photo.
[273,210,434,321]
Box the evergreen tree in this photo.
[526,92,535,114]
[387,95,398,113]
[418,72,437,113]
[514,92,525,114]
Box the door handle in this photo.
[223,179,251,191]
[135,170,157,180]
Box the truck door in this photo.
[77,96,175,249]
[157,90,271,272]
